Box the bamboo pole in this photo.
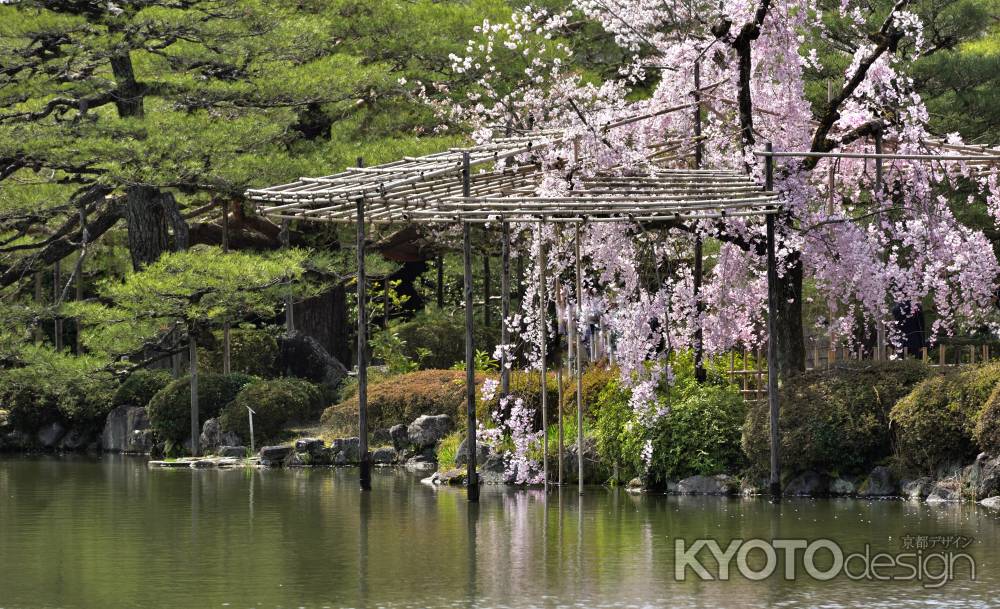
[53,260,62,351]
[538,221,549,490]
[764,143,781,501]
[282,219,294,332]
[557,364,564,486]
[189,328,200,456]
[501,222,511,397]
[221,199,231,374]
[436,253,445,308]
[462,153,480,502]
[33,271,42,344]
[483,254,491,326]
[357,195,372,492]
[575,223,584,495]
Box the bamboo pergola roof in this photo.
[247,134,781,225]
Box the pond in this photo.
[0,456,997,609]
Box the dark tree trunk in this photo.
[293,284,350,365]
[109,52,144,118]
[125,186,171,270]
[770,247,806,379]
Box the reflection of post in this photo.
[466,502,479,603]
[462,153,480,502]
[538,224,549,490]
[359,488,370,604]
[357,195,372,492]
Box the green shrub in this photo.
[563,364,617,416]
[322,369,485,433]
[974,384,1000,454]
[147,373,256,443]
[648,384,747,485]
[482,370,560,429]
[0,351,115,432]
[112,369,173,408]
[743,360,930,476]
[891,363,1000,473]
[591,379,645,483]
[391,307,498,369]
[199,326,280,377]
[220,378,323,443]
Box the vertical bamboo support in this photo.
[53,260,62,350]
[922,347,929,362]
[483,254,491,327]
[538,221,549,490]
[74,207,86,354]
[764,143,781,501]
[357,196,371,491]
[462,153,479,502]
[692,60,706,384]
[436,253,445,309]
[729,351,735,384]
[282,219,294,333]
[939,344,946,367]
[500,221,511,397]
[812,342,819,370]
[221,200,231,374]
[189,329,199,456]
[557,365,564,486]
[383,276,390,328]
[575,222,584,495]
[33,271,43,344]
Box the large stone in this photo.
[276,331,347,394]
[294,437,326,456]
[830,477,856,496]
[784,471,826,497]
[980,496,1000,509]
[436,468,468,486]
[259,444,293,466]
[404,453,437,473]
[455,436,491,468]
[36,422,66,449]
[859,466,898,497]
[59,427,94,451]
[970,453,1000,500]
[926,480,962,503]
[902,477,934,500]
[331,437,360,464]
[372,447,398,465]
[372,428,392,446]
[677,474,737,495]
[200,418,240,455]
[389,424,409,451]
[102,405,152,453]
[407,414,453,448]
[218,446,246,458]
[562,439,605,484]
[479,452,509,485]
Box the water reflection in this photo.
[0,456,997,609]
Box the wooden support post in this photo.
[357,196,371,491]
[764,142,781,501]
[189,328,200,457]
[74,207,86,354]
[939,344,946,367]
[557,364,564,486]
[221,200,231,374]
[53,260,62,351]
[282,219,294,333]
[575,223,584,495]
[436,254,445,309]
[538,222,549,490]
[383,275,390,328]
[462,153,479,502]
[692,61,706,383]
[33,271,43,344]
[501,222,511,397]
[483,253,491,327]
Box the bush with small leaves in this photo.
[220,378,323,444]
[112,369,173,408]
[147,373,256,444]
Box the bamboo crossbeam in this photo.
[756,150,1000,162]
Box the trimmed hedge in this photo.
[0,363,115,433]
[220,378,323,443]
[147,373,256,444]
[891,363,1000,474]
[648,384,747,485]
[744,360,930,476]
[113,369,173,408]
[322,369,485,433]
[975,384,1000,454]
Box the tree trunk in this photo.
[293,285,350,365]
[125,186,170,270]
[770,248,806,380]
[109,52,144,118]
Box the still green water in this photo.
[0,455,998,609]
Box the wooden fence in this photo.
[727,340,996,402]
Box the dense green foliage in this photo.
[199,327,281,378]
[147,373,256,444]
[220,378,323,444]
[891,363,1000,473]
[974,384,1000,455]
[743,361,930,476]
[387,307,499,370]
[322,369,483,433]
[112,370,173,409]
